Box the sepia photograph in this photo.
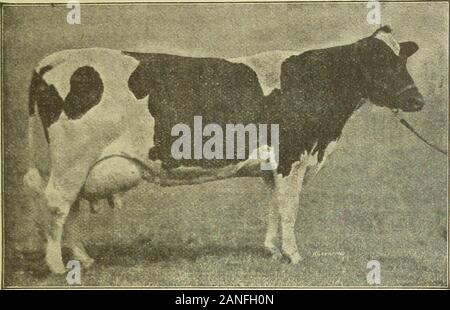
[0,0,448,290]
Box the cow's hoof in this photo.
[265,245,282,260]
[81,257,95,269]
[271,252,283,261]
[89,200,102,213]
[47,263,67,274]
[46,249,67,274]
[286,252,303,265]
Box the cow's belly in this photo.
[83,143,270,200]
[83,153,265,200]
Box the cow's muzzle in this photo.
[396,85,425,112]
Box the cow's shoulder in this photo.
[280,48,331,93]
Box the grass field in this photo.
[5,105,447,287]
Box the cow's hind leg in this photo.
[44,178,76,274]
[64,198,95,268]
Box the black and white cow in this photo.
[24,26,424,273]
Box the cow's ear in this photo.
[399,41,419,58]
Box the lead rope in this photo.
[391,109,447,155]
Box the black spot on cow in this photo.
[29,65,64,142]
[29,65,104,142]
[64,66,104,119]
[124,51,265,169]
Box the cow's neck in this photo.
[317,43,366,131]
[277,42,366,133]
[272,42,367,176]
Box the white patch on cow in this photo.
[274,150,316,264]
[303,139,339,187]
[271,141,340,263]
[237,144,278,172]
[374,31,400,56]
[38,47,154,168]
[249,144,278,168]
[37,47,156,169]
[323,140,338,160]
[99,101,155,161]
[316,139,339,171]
[42,48,152,201]
[276,148,318,195]
[228,50,298,95]
[23,167,45,195]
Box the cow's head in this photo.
[358,26,424,112]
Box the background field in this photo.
[2,2,448,287]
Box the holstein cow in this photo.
[24,26,424,273]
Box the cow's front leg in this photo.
[276,161,309,264]
[278,190,301,264]
[64,199,95,268]
[262,172,282,259]
[265,196,282,260]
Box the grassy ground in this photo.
[5,106,447,288]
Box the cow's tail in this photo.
[23,69,50,199]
